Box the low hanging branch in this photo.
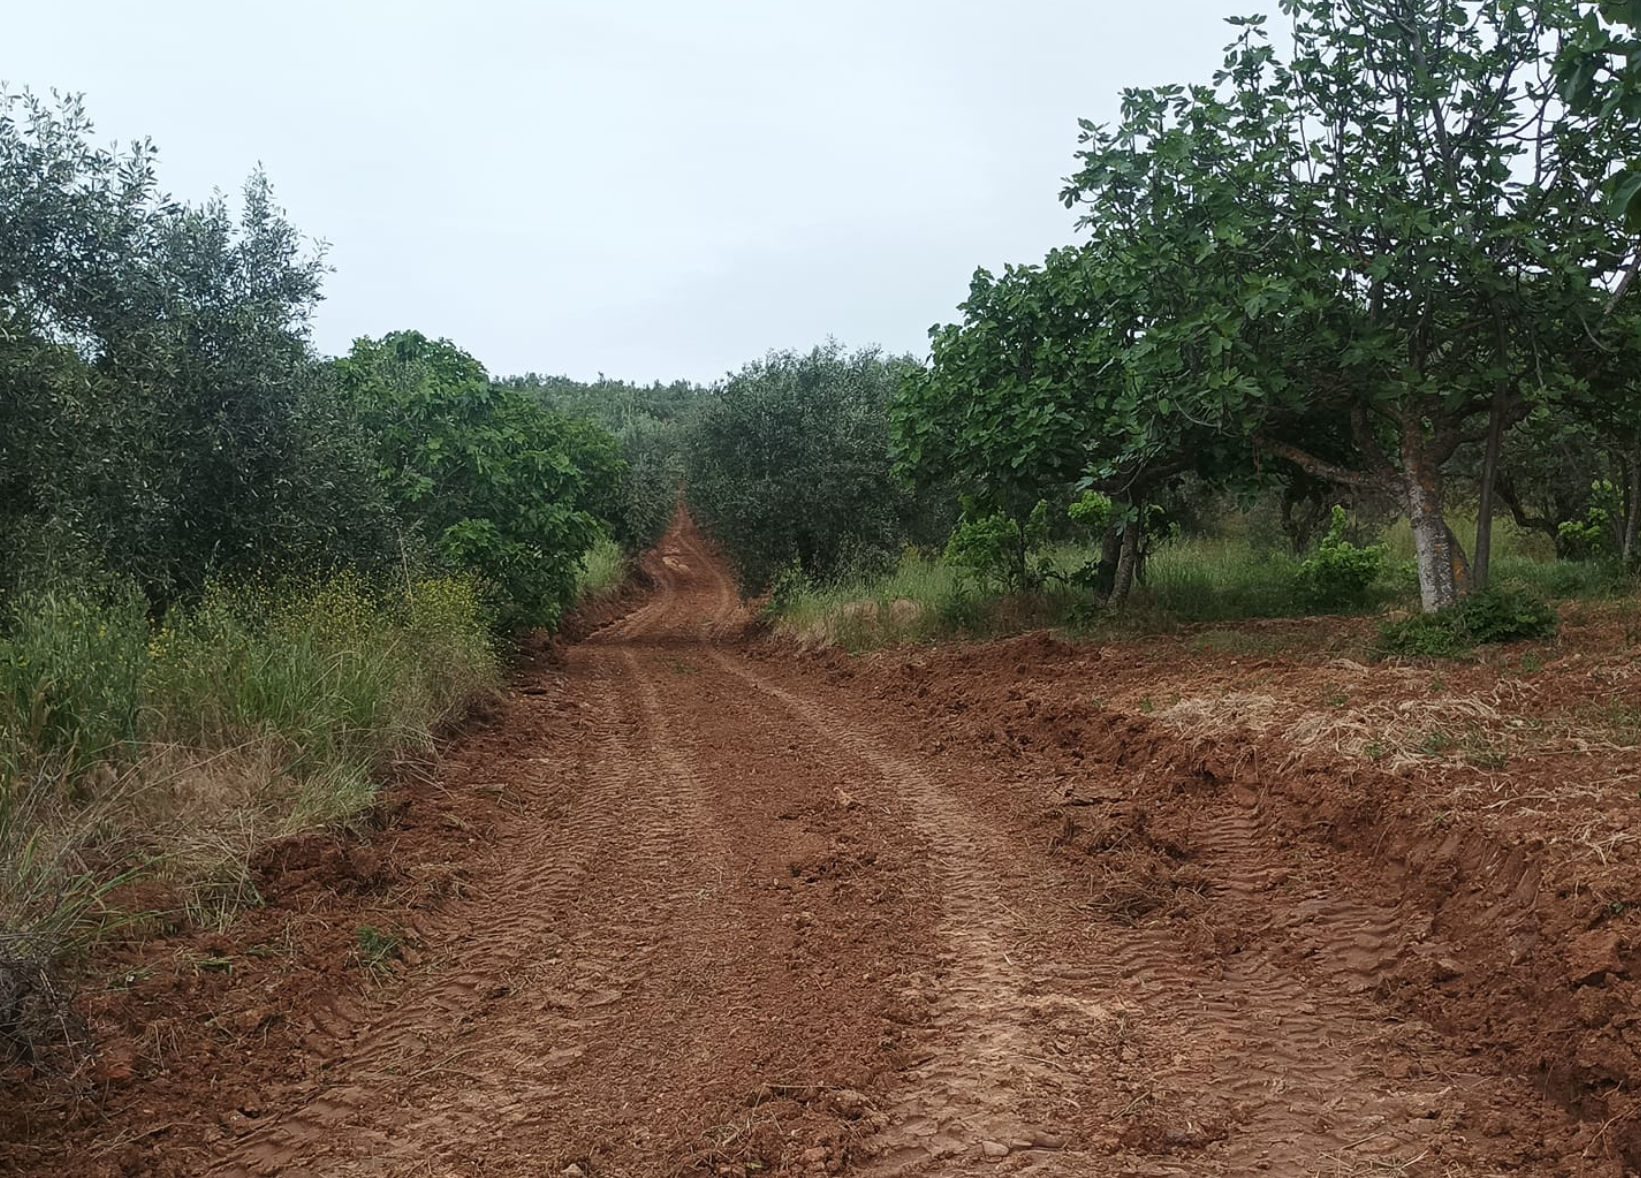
[1252,434,1393,492]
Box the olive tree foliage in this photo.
[686,344,952,595]
[0,89,398,601]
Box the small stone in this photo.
[979,1139,1009,1158]
[561,1166,585,1178]
[830,1088,869,1116]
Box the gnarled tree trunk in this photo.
[1402,420,1465,612]
[1108,515,1142,609]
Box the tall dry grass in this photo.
[0,572,499,1049]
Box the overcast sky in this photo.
[9,1,1278,383]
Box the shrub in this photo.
[1378,587,1558,657]
[945,500,1051,591]
[685,343,952,594]
[1556,480,1623,560]
[1457,587,1560,645]
[1294,507,1384,611]
[338,331,612,632]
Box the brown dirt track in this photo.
[4,517,1640,1176]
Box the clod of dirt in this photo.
[1568,928,1626,986]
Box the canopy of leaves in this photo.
[898,1,1640,611]
[686,343,954,594]
[0,89,400,603]
[500,373,708,549]
[336,332,620,631]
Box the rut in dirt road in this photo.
[28,515,1587,1177]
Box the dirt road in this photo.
[6,519,1614,1175]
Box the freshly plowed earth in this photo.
[1,515,1631,1175]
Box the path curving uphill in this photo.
[6,514,1596,1176]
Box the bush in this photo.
[1378,587,1558,658]
[1294,506,1384,611]
[945,501,1051,591]
[1457,587,1560,645]
[338,331,613,632]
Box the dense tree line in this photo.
[895,0,1641,612]
[499,372,705,551]
[0,90,635,631]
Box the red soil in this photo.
[3,518,1638,1176]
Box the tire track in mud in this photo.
[28,516,1582,1176]
[209,628,736,1174]
[667,526,1094,1173]
[706,621,1531,1175]
[707,649,1083,1173]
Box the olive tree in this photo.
[686,344,944,594]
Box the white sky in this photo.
[8,1,1278,382]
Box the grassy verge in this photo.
[0,573,499,1045]
[770,549,1085,649]
[767,527,1637,651]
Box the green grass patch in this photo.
[0,572,499,1025]
[1377,587,1559,658]
[765,525,1630,652]
[575,534,629,604]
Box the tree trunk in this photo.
[1094,521,1123,595]
[1625,450,1641,569]
[1473,389,1507,590]
[1109,517,1142,609]
[1402,422,1464,612]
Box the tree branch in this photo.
[1253,434,1391,490]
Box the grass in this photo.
[0,571,499,1052]
[575,533,629,604]
[766,513,1636,652]
[770,550,1086,650]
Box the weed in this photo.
[1418,731,1456,756]
[353,925,402,975]
[1378,589,1558,658]
[1295,507,1385,610]
[0,572,499,1057]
